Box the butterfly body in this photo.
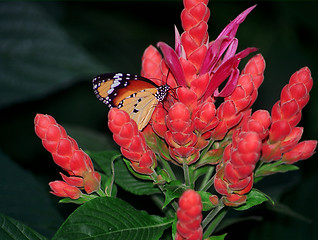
[93,73,169,131]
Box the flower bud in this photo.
[175,189,203,240]
[49,181,82,200]
[282,140,317,164]
[35,114,101,195]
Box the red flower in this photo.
[262,67,316,162]
[175,190,203,240]
[34,114,101,198]
[108,108,157,175]
[214,129,262,206]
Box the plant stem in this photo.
[200,139,215,160]
[183,161,191,188]
[198,166,215,191]
[202,202,224,228]
[203,205,227,238]
[151,170,165,195]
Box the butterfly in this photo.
[93,73,170,131]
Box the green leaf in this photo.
[117,159,161,195]
[206,233,227,240]
[234,189,269,211]
[193,165,212,182]
[197,191,217,211]
[0,151,63,237]
[0,2,105,108]
[163,180,186,208]
[0,213,47,240]
[88,150,121,176]
[171,217,177,240]
[89,151,160,195]
[122,158,153,181]
[268,203,311,223]
[255,162,299,177]
[53,197,174,240]
[59,197,89,205]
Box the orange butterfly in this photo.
[93,73,169,131]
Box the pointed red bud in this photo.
[282,140,317,164]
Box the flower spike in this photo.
[34,114,101,198]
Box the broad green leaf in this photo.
[88,150,121,176]
[234,189,269,211]
[0,151,63,237]
[53,197,174,240]
[0,2,105,108]
[89,151,160,195]
[0,213,47,240]
[255,162,299,177]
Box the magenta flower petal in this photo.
[200,5,256,75]
[174,25,183,58]
[222,38,238,64]
[200,35,229,74]
[203,47,257,100]
[157,41,186,87]
[214,68,239,97]
[217,5,256,39]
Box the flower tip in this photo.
[157,41,186,87]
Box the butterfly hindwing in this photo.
[119,88,159,130]
[92,73,169,131]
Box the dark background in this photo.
[0,1,317,239]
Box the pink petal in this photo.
[174,25,182,58]
[214,68,239,97]
[217,5,256,39]
[203,47,257,100]
[222,38,238,64]
[200,35,229,74]
[157,41,186,86]
[200,5,256,75]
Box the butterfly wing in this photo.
[119,88,159,130]
[92,73,166,130]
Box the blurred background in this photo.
[0,1,317,239]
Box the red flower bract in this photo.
[175,190,203,240]
[108,108,157,175]
[34,114,101,198]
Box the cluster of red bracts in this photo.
[33,0,316,239]
[107,0,316,206]
[108,108,157,174]
[262,67,317,164]
[175,190,203,240]
[34,114,101,199]
[214,110,271,206]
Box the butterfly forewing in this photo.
[92,73,169,131]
